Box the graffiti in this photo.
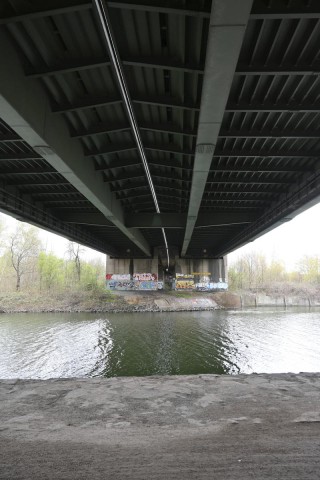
[108,281,135,290]
[175,273,194,290]
[192,272,211,276]
[195,282,228,291]
[106,274,130,281]
[176,280,195,290]
[106,273,160,291]
[212,282,228,290]
[136,281,158,290]
[176,273,194,279]
[133,273,157,281]
[157,281,164,290]
[195,282,210,291]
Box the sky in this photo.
[0,212,105,263]
[228,202,320,269]
[1,202,320,270]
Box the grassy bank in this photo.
[1,285,318,314]
[0,289,228,313]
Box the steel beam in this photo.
[0,183,117,255]
[204,186,279,194]
[124,212,256,229]
[71,122,131,138]
[209,166,306,173]
[127,198,181,208]
[53,211,114,226]
[72,121,197,138]
[8,180,70,187]
[145,145,194,156]
[58,211,256,229]
[108,1,211,18]
[43,199,89,205]
[0,132,20,141]
[0,1,211,23]
[235,66,320,76]
[218,130,320,139]
[114,180,186,193]
[52,95,122,113]
[85,143,137,157]
[207,179,290,185]
[122,57,204,74]
[27,57,204,78]
[27,58,111,78]
[250,6,320,19]
[212,150,320,158]
[105,170,191,183]
[201,198,271,204]
[104,172,145,183]
[0,3,92,23]
[225,103,320,113]
[53,95,320,115]
[31,192,82,198]
[52,94,200,114]
[0,30,151,256]
[86,143,194,157]
[181,0,253,256]
[0,167,57,175]
[0,152,40,160]
[96,158,190,171]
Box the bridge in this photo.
[0,0,319,278]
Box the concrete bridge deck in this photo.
[1,373,320,479]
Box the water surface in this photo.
[0,308,319,378]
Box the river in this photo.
[0,308,319,379]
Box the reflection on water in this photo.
[0,308,319,379]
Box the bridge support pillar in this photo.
[133,252,159,278]
[106,250,159,278]
[106,257,131,275]
[175,257,228,283]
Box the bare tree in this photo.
[66,242,83,282]
[8,224,41,291]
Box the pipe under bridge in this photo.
[0,0,320,269]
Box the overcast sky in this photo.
[228,202,320,269]
[1,202,320,270]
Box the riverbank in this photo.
[1,287,320,313]
[1,372,319,479]
[0,290,235,313]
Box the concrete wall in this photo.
[175,257,227,282]
[239,293,319,308]
[133,258,158,277]
[106,257,131,275]
[106,251,159,278]
[106,255,226,284]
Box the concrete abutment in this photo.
[106,253,228,283]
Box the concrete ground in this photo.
[1,373,320,479]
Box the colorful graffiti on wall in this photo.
[195,281,228,291]
[174,273,228,291]
[136,281,158,290]
[106,274,131,281]
[108,281,135,290]
[175,273,195,290]
[133,273,157,282]
[176,280,195,289]
[106,273,159,290]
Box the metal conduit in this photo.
[93,0,170,268]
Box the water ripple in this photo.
[0,308,320,378]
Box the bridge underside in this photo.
[0,0,320,259]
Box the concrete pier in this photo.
[1,373,320,479]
